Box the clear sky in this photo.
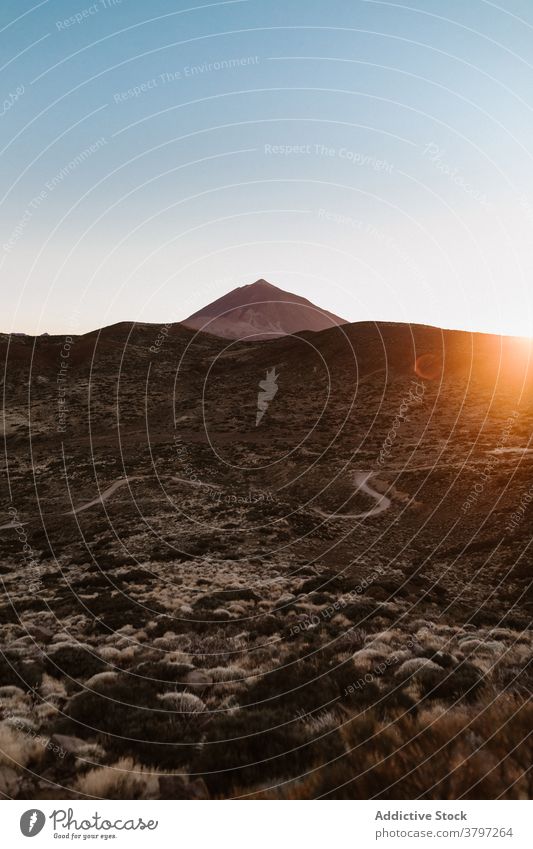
[2,0,533,336]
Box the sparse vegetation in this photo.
[0,321,531,798]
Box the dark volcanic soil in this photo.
[0,320,532,799]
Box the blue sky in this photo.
[2,0,533,335]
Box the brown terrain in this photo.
[0,286,532,799]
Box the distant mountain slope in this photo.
[182,278,348,339]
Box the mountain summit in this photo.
[182,279,348,339]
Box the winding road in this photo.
[314,471,391,521]
[68,477,136,516]
[0,477,136,530]
[1,470,390,531]
[0,473,224,531]
[3,447,526,530]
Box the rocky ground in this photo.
[0,321,531,798]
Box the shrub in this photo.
[243,695,533,799]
